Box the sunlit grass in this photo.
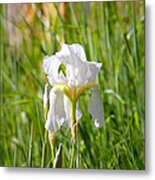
[0,1,144,169]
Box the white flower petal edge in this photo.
[45,88,66,132]
[42,55,66,86]
[88,87,104,127]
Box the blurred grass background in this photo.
[0,1,144,169]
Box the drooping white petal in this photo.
[43,83,50,110]
[63,96,82,128]
[88,87,104,127]
[42,55,66,86]
[45,88,66,132]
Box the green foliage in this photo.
[0,1,144,169]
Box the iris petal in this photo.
[88,87,104,127]
[45,88,66,132]
[55,44,102,86]
[77,61,102,85]
[43,55,66,86]
[56,44,86,64]
[67,44,87,62]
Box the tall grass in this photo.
[0,1,145,169]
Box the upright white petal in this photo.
[67,44,87,62]
[55,43,102,86]
[66,64,78,87]
[45,88,66,132]
[56,44,86,65]
[88,87,104,127]
[42,55,66,86]
[55,44,86,86]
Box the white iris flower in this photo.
[43,44,104,132]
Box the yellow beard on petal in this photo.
[51,82,97,104]
[75,82,97,100]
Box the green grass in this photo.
[0,1,145,169]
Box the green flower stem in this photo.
[48,131,55,165]
[50,144,55,167]
[71,100,77,143]
[44,105,55,167]
[70,143,76,168]
[70,99,77,168]
[41,131,47,167]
